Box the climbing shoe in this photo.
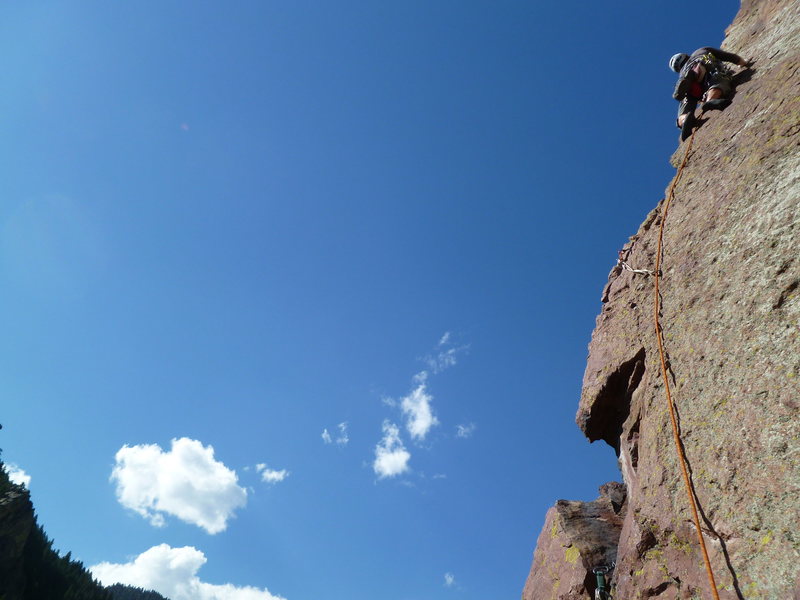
[701,98,732,113]
[680,112,695,142]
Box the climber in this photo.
[669,47,752,141]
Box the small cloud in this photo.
[373,421,411,479]
[335,422,349,446]
[426,348,458,373]
[433,473,447,480]
[401,381,439,441]
[444,572,455,588]
[110,438,247,534]
[180,123,190,131]
[90,544,284,600]
[256,464,289,484]
[322,422,349,446]
[6,464,31,488]
[424,333,468,374]
[456,423,476,439]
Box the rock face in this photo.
[524,0,800,598]
[522,483,626,600]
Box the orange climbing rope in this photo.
[653,130,721,600]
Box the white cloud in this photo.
[322,422,349,446]
[111,438,247,534]
[335,422,349,446]
[444,572,455,587]
[373,421,411,479]
[401,381,439,441]
[91,544,285,600]
[255,464,289,484]
[426,348,459,373]
[456,423,476,439]
[6,464,31,488]
[422,332,468,374]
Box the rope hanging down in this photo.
[653,130,721,600]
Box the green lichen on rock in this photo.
[564,545,580,565]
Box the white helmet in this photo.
[669,53,689,72]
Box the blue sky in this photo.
[1,2,740,599]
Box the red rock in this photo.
[522,484,626,600]
[524,0,800,597]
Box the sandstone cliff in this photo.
[523,0,800,598]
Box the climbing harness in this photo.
[593,565,614,600]
[680,53,731,85]
[697,53,733,79]
[653,130,721,600]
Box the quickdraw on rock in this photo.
[618,259,653,276]
[593,564,614,600]
[617,248,654,276]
